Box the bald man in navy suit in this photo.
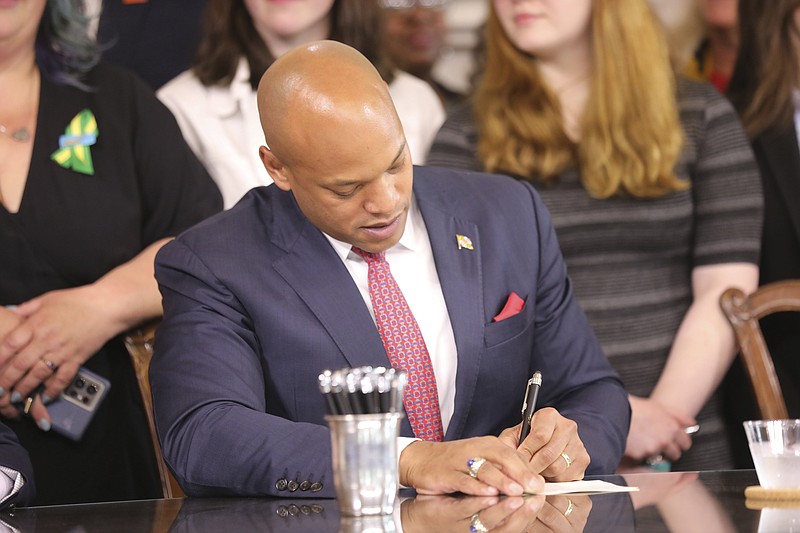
[150,41,630,498]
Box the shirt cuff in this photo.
[397,436,421,489]
[0,466,24,507]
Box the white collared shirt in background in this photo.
[158,60,445,209]
[324,198,458,438]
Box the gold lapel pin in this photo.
[456,234,474,250]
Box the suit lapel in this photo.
[758,124,800,247]
[270,180,484,439]
[416,193,484,441]
[270,194,388,370]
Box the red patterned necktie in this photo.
[352,247,444,441]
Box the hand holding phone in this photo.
[17,367,110,441]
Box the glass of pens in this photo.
[320,366,406,516]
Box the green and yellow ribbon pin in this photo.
[50,109,98,175]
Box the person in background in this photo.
[97,0,210,90]
[684,0,738,92]
[724,0,800,467]
[380,0,464,109]
[158,0,445,209]
[428,0,762,472]
[0,0,222,505]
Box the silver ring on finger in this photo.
[564,498,575,517]
[466,457,487,479]
[41,358,58,373]
[469,513,489,533]
[561,451,572,468]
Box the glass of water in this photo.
[744,419,800,489]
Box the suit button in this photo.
[275,478,288,491]
[287,504,300,516]
[299,480,311,491]
[276,505,289,517]
[287,480,299,492]
[300,505,311,515]
[310,482,323,492]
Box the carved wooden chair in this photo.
[719,280,800,420]
[124,321,185,498]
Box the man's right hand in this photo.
[399,436,544,496]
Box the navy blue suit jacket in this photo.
[151,166,630,497]
[0,422,34,508]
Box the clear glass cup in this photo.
[326,413,403,516]
[743,419,800,489]
[339,512,400,532]
[758,507,800,533]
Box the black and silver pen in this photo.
[518,371,542,446]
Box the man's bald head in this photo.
[257,40,402,168]
[254,41,414,254]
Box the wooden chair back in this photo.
[123,321,185,499]
[719,280,800,420]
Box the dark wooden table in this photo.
[1,470,781,532]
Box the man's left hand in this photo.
[499,407,589,481]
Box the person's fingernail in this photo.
[10,392,21,403]
[0,387,5,396]
[507,482,523,495]
[37,419,51,432]
[41,395,51,404]
[508,497,524,509]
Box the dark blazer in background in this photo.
[150,166,631,498]
[754,122,800,412]
[724,121,800,467]
[97,0,209,90]
[0,421,34,509]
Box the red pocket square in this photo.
[493,292,526,322]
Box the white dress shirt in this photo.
[0,466,23,507]
[158,60,445,209]
[323,199,458,436]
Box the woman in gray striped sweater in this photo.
[427,0,763,471]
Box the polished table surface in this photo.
[1,469,793,532]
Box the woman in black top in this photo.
[0,0,222,504]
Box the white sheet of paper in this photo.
[531,479,639,496]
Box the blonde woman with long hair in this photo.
[428,0,762,471]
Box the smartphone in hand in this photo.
[19,367,110,441]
